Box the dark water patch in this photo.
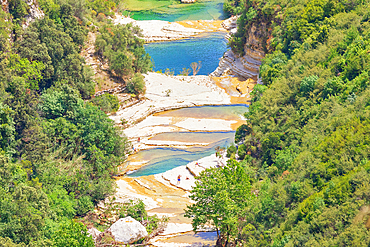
[162,231,217,246]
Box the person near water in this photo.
[177,175,181,185]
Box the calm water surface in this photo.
[145,32,227,75]
[128,131,235,177]
[154,104,248,120]
[128,105,248,177]
[123,0,226,21]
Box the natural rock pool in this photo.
[144,32,227,75]
[112,3,251,245]
[128,131,235,177]
[123,0,225,21]
[127,105,248,177]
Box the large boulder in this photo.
[108,216,148,244]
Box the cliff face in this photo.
[22,0,44,28]
[1,0,44,28]
[211,16,265,84]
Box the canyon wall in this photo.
[211,16,265,84]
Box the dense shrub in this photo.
[91,93,120,113]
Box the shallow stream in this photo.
[128,105,247,177]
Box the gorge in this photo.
[3,0,368,245]
[104,0,264,244]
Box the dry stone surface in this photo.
[108,216,148,244]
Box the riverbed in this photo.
[109,1,253,245]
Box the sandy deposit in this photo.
[113,14,204,42]
[114,153,228,245]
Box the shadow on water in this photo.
[145,32,227,75]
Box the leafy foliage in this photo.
[189,0,370,246]
[51,220,94,247]
[91,93,120,113]
[95,23,152,79]
[185,160,253,245]
[126,73,145,95]
[0,0,138,244]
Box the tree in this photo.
[0,103,15,154]
[190,61,201,76]
[95,23,152,79]
[300,75,318,96]
[90,93,120,113]
[109,51,133,77]
[185,160,253,246]
[126,73,145,95]
[51,220,94,247]
[0,184,49,244]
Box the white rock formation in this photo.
[113,15,203,42]
[110,73,231,128]
[23,0,44,28]
[210,16,264,82]
[108,216,148,244]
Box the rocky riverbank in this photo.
[106,15,258,246]
[210,16,264,84]
[110,72,232,128]
[107,70,249,245]
[113,152,227,246]
[113,15,203,42]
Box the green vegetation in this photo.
[0,0,152,244]
[95,23,152,79]
[91,93,120,113]
[187,0,370,246]
[126,73,146,95]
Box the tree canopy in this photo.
[0,0,153,243]
[189,0,370,246]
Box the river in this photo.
[114,1,248,246]
[145,32,227,75]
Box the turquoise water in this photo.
[145,32,227,75]
[155,104,248,120]
[128,131,235,177]
[125,0,226,22]
[128,105,248,177]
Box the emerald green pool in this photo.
[123,0,226,22]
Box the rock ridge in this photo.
[211,16,264,84]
